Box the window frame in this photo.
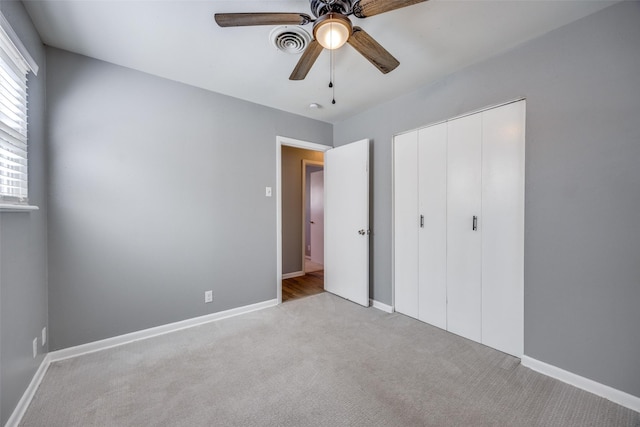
[0,11,38,211]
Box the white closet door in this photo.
[446,113,482,342]
[418,123,448,329]
[481,100,525,357]
[393,131,419,318]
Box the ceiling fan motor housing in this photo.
[310,0,353,18]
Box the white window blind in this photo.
[0,12,38,205]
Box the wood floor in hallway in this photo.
[282,270,324,302]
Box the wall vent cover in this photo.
[270,26,311,54]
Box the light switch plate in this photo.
[265,187,272,197]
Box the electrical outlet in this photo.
[205,290,213,303]
[32,338,38,358]
[42,327,47,346]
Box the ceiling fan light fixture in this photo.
[313,13,352,50]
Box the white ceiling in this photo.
[23,0,616,124]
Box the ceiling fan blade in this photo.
[347,27,400,74]
[214,13,313,27]
[290,40,324,81]
[352,0,427,18]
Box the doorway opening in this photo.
[276,137,331,304]
[282,159,324,302]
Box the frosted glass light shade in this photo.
[314,14,352,50]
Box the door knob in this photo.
[310,221,315,224]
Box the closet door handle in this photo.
[472,215,478,231]
[420,215,424,228]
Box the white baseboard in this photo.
[521,355,640,413]
[48,298,278,362]
[5,354,51,427]
[370,299,393,314]
[282,271,304,279]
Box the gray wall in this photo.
[46,48,332,350]
[334,2,640,398]
[0,0,47,424]
[281,147,323,274]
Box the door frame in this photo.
[276,136,331,304]
[302,159,324,273]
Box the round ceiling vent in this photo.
[270,26,311,54]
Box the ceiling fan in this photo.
[214,0,427,80]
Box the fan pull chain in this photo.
[330,48,336,105]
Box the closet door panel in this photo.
[446,114,482,342]
[393,131,419,319]
[481,100,525,357]
[418,124,448,329]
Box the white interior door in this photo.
[418,123,448,330]
[393,131,419,318]
[481,100,525,357]
[446,114,482,343]
[309,170,324,265]
[324,139,370,307]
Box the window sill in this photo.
[0,204,39,212]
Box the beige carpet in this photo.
[21,293,639,426]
